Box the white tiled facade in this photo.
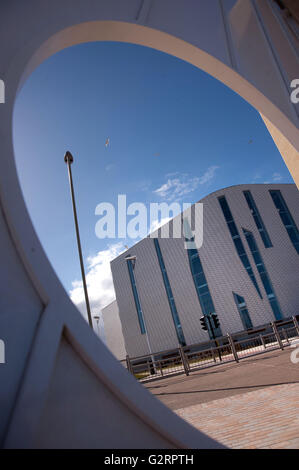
[110,184,299,358]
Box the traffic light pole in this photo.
[206,315,222,362]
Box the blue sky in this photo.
[13,41,294,325]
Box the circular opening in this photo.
[13,40,295,336]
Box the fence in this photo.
[120,316,299,383]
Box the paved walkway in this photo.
[145,348,299,449]
[175,383,299,449]
[146,348,299,409]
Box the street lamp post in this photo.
[94,315,100,336]
[64,151,93,327]
[93,315,100,337]
[206,315,222,362]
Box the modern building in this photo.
[102,300,127,360]
[109,184,299,358]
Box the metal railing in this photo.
[120,316,299,383]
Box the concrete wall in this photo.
[111,184,299,357]
[34,337,176,449]
[102,300,127,360]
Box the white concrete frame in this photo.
[0,0,298,448]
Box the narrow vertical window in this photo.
[187,245,222,338]
[243,190,272,248]
[126,258,146,334]
[233,293,253,330]
[243,229,283,321]
[269,189,299,254]
[218,196,262,298]
[154,239,186,346]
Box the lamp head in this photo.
[125,254,137,269]
[64,151,74,164]
[125,255,137,261]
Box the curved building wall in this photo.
[111,184,299,357]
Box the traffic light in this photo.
[211,313,220,329]
[200,316,208,331]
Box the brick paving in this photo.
[145,348,299,449]
[175,383,299,449]
[146,348,299,409]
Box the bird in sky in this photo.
[105,138,110,148]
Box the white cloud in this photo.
[148,216,172,235]
[251,173,262,183]
[153,166,219,201]
[198,165,219,184]
[69,242,126,338]
[272,172,282,182]
[252,171,284,184]
[138,179,152,192]
[153,177,193,200]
